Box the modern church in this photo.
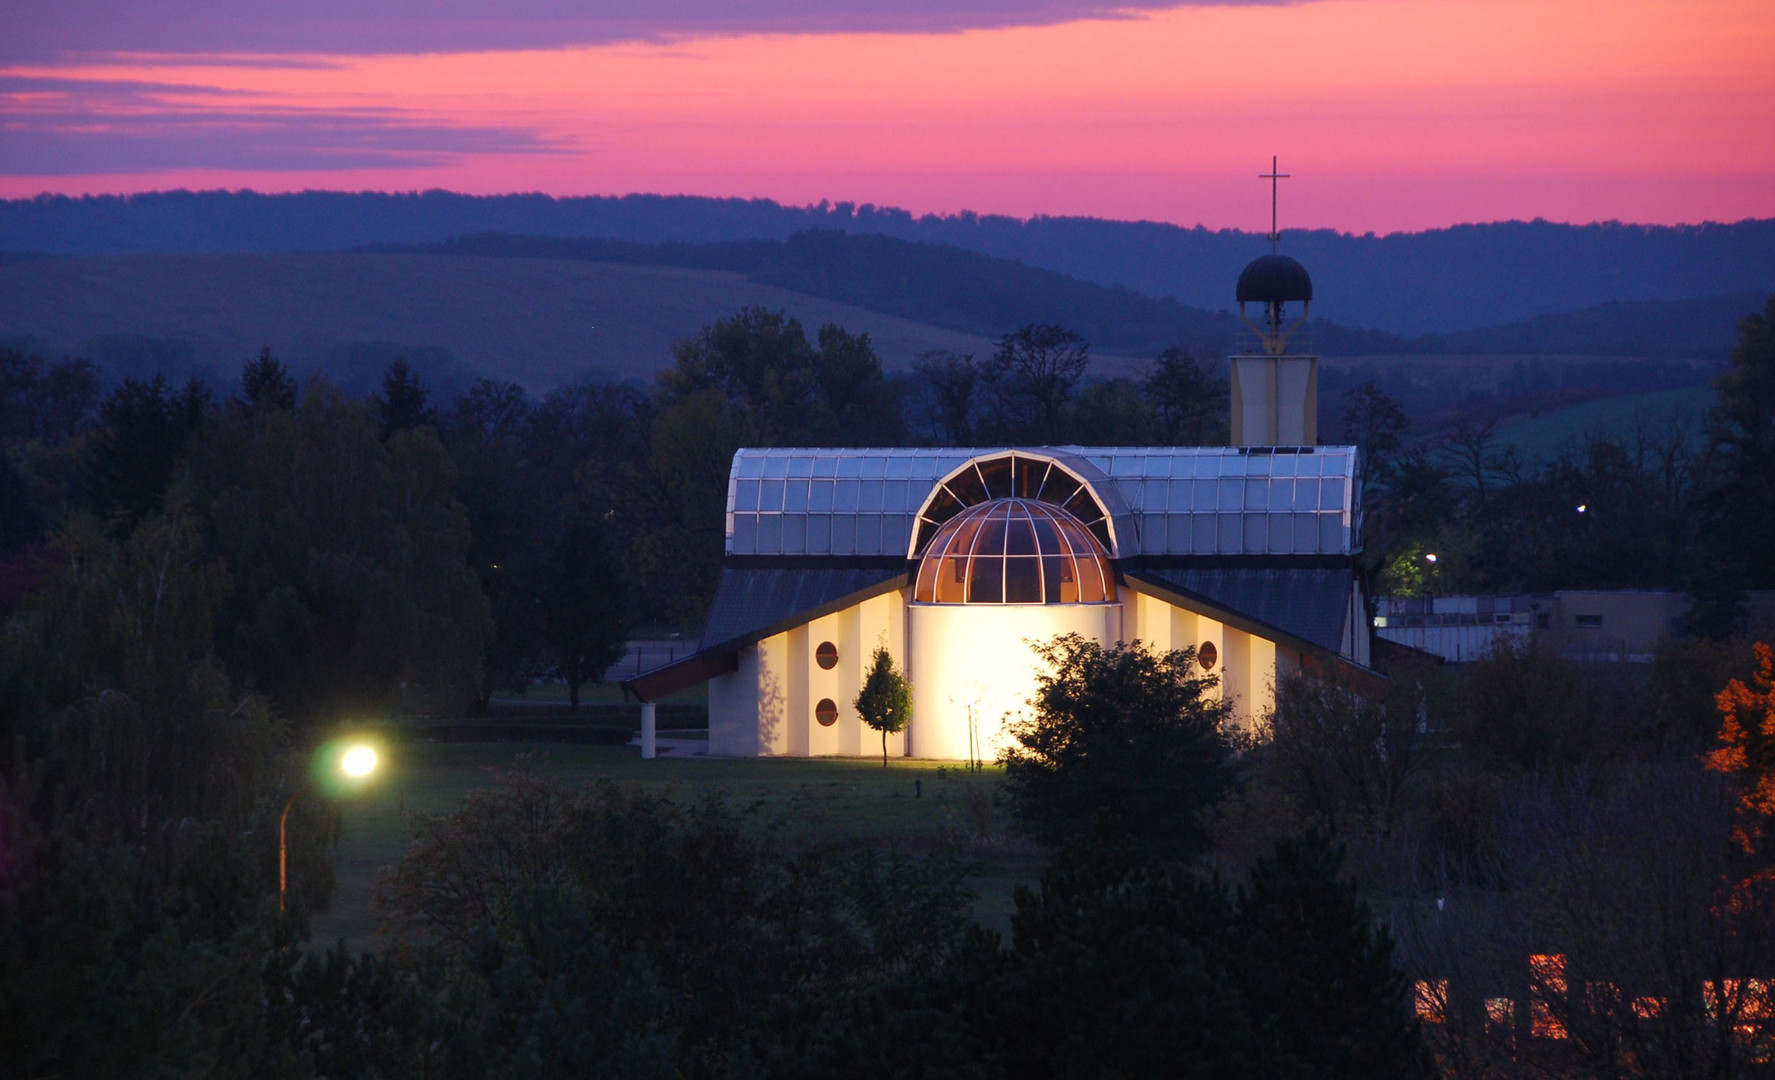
[627,247,1372,760]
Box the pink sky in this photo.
[3,0,1771,233]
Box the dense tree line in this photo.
[2,294,1769,1077]
[1336,294,1775,621]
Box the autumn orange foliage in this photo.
[1704,643,1775,909]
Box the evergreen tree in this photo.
[1233,832,1432,1079]
[240,346,297,413]
[85,374,206,528]
[856,646,911,766]
[375,358,436,438]
[1708,293,1775,588]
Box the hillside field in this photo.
[1489,384,1716,463]
[0,252,1017,393]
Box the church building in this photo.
[627,248,1372,760]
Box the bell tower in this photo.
[1230,156,1318,446]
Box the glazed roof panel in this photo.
[725,446,1359,558]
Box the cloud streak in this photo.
[3,0,1287,63]
[0,74,559,174]
[0,0,1769,232]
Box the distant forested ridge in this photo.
[4,190,1772,335]
[377,230,1757,362]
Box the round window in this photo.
[815,641,838,670]
[815,698,839,727]
[1197,641,1218,671]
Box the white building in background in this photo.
[1373,590,1775,663]
[626,252,1377,759]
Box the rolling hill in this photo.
[4,191,1773,336]
[0,252,1036,394]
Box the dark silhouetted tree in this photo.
[1708,292,1775,588]
[85,374,207,528]
[1001,634,1233,859]
[1145,346,1228,445]
[0,348,99,444]
[911,349,978,445]
[193,379,489,723]
[375,358,436,438]
[240,345,297,413]
[1234,832,1431,1079]
[982,324,1089,443]
[1341,379,1410,490]
[539,505,632,709]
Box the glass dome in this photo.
[913,498,1116,605]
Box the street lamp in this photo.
[280,741,380,914]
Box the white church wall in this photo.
[709,648,760,756]
[1221,627,1250,729]
[1130,590,1172,651]
[756,633,791,755]
[1247,634,1277,725]
[1184,610,1225,705]
[786,623,810,756]
[907,602,1123,761]
[837,604,864,756]
[723,591,909,759]
[805,612,843,757]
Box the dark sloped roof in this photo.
[700,565,909,651]
[625,565,907,701]
[1124,565,1351,654]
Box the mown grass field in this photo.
[307,742,1037,954]
[1489,383,1714,464]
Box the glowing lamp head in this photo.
[1424,552,1438,563]
[1576,504,1587,513]
[340,745,379,778]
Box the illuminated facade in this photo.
[628,443,1371,759]
[626,241,1373,759]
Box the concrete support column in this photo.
[641,702,657,760]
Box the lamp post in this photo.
[280,743,379,914]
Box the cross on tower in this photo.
[1259,155,1290,254]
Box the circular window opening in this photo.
[1198,641,1218,671]
[815,698,839,727]
[815,641,838,670]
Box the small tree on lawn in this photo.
[856,646,912,767]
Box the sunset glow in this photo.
[3,0,1771,231]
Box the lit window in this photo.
[1414,980,1447,1024]
[911,452,1115,556]
[912,498,1116,605]
[1485,998,1514,1028]
[1531,954,1568,1039]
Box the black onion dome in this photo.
[1236,254,1313,303]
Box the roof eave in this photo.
[1119,568,1380,682]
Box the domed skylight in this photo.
[913,498,1116,605]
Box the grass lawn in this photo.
[308,742,1039,954]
